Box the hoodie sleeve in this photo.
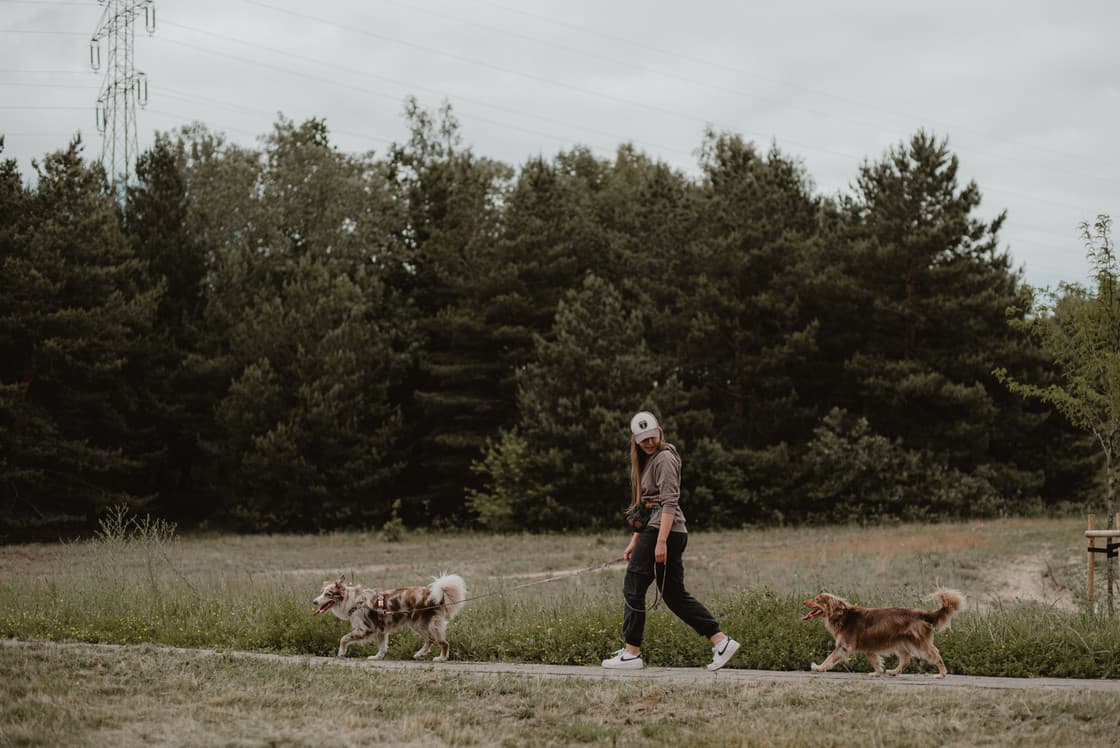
[651,448,681,516]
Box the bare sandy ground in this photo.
[980,554,1077,611]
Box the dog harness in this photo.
[348,591,388,617]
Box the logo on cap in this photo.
[638,419,648,430]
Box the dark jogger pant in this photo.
[622,529,721,647]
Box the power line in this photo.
[473,0,1116,172]
[0,68,89,74]
[13,7,1102,189]
[238,0,1114,187]
[0,81,95,89]
[149,23,1103,217]
[0,29,87,35]
[370,0,940,167]
[239,0,861,166]
[152,33,658,160]
[155,87,396,146]
[158,19,695,160]
[340,0,1114,186]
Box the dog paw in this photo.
[934,673,947,679]
[412,651,427,659]
[432,655,447,662]
[367,653,385,661]
[810,662,821,672]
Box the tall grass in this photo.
[2,511,1118,678]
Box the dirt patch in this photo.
[276,563,418,578]
[976,555,1076,612]
[748,527,990,564]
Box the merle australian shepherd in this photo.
[801,589,965,678]
[313,573,467,661]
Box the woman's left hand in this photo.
[654,540,667,563]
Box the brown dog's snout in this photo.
[800,596,824,621]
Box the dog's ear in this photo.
[821,594,843,616]
[336,574,345,586]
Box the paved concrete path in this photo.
[5,639,1120,693]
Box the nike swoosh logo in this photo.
[717,641,729,655]
[620,655,640,661]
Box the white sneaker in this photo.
[706,637,740,671]
[601,648,644,669]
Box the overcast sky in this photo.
[3,0,1117,290]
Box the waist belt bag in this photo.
[625,500,661,530]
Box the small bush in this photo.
[381,499,406,543]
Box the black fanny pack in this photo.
[625,500,661,530]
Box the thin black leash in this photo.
[622,560,667,614]
[346,556,630,616]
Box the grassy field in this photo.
[1,516,1117,668]
[3,515,1120,745]
[3,641,1120,747]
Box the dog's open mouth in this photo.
[313,602,333,616]
[800,608,822,621]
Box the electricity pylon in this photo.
[88,0,156,194]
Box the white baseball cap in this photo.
[630,411,660,442]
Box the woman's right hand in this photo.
[623,535,638,560]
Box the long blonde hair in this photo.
[628,429,663,509]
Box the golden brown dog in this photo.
[801,589,964,678]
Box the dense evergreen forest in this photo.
[0,100,1101,539]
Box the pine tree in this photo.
[213,256,407,529]
[469,274,683,529]
[672,132,822,449]
[385,100,516,523]
[0,138,158,536]
[199,117,412,530]
[824,131,1050,506]
[124,134,210,517]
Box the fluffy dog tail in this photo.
[430,573,467,619]
[929,588,966,630]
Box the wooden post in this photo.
[1114,513,1120,613]
[1088,514,1095,603]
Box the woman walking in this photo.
[602,411,741,671]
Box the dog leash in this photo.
[351,556,630,616]
[622,561,667,614]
